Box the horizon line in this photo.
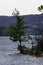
[0,13,42,16]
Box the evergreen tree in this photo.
[9,8,28,53]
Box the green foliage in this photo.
[9,9,28,42]
[32,35,43,56]
[36,36,43,52]
[38,5,43,13]
[9,8,29,53]
[18,45,30,54]
[18,45,27,54]
[24,49,30,55]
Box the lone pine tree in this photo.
[9,8,28,53]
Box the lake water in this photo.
[0,36,43,65]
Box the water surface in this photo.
[0,36,43,65]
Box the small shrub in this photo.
[24,48,30,55]
[35,51,41,57]
[18,45,27,54]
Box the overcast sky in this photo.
[0,0,43,16]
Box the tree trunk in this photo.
[19,40,23,53]
[20,40,21,46]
